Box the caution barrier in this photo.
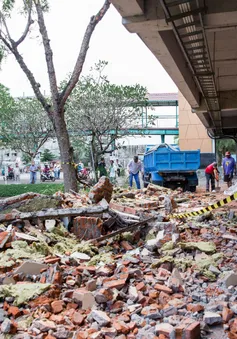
[170,192,237,219]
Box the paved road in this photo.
[0,172,64,185]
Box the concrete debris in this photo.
[224,273,237,287]
[0,186,237,338]
[204,311,222,325]
[14,261,48,275]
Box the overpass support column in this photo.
[161,135,165,144]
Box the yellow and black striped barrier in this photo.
[62,162,78,168]
[170,192,237,219]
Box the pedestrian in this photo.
[223,151,236,188]
[14,163,21,183]
[97,157,107,178]
[205,162,218,192]
[127,155,144,189]
[109,160,116,184]
[57,163,61,179]
[29,160,37,184]
[115,159,122,177]
[53,163,58,179]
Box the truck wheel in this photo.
[189,186,196,192]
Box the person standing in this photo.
[222,151,236,188]
[115,159,122,177]
[205,162,218,192]
[14,163,21,183]
[109,160,116,184]
[127,155,144,189]
[53,163,58,179]
[57,163,61,179]
[29,160,37,184]
[97,158,107,178]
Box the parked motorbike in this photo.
[40,171,55,182]
[6,170,15,181]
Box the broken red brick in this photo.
[77,266,96,274]
[66,302,78,310]
[159,291,171,305]
[136,282,146,291]
[49,314,64,324]
[0,231,11,249]
[222,306,234,322]
[104,279,126,290]
[44,257,60,264]
[149,290,159,299]
[176,318,200,339]
[154,284,172,294]
[45,335,57,339]
[73,216,103,240]
[72,312,86,325]
[120,240,133,251]
[187,304,204,313]
[51,300,63,314]
[8,306,21,319]
[113,320,130,334]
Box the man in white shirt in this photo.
[127,156,144,189]
[14,163,21,182]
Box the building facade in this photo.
[178,92,215,167]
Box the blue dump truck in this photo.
[143,144,200,192]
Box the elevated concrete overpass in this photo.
[111,0,237,141]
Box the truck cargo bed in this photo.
[144,144,200,172]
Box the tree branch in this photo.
[35,0,58,109]
[15,0,34,47]
[59,0,110,110]
[9,45,49,112]
[0,11,13,43]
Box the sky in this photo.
[0,0,177,97]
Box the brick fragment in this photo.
[8,306,21,319]
[120,240,133,251]
[175,318,200,339]
[155,323,175,338]
[51,300,63,314]
[73,216,103,240]
[222,306,234,322]
[72,312,86,325]
[187,304,204,313]
[154,284,172,294]
[136,282,146,291]
[103,279,126,290]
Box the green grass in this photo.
[0,183,64,197]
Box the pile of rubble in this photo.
[0,178,237,339]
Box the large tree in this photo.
[66,61,148,175]
[0,94,53,158]
[0,0,110,191]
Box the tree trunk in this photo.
[90,134,98,182]
[54,112,78,192]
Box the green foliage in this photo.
[0,93,53,157]
[41,148,56,162]
[0,183,64,197]
[71,138,91,165]
[65,61,148,165]
[2,0,15,14]
[0,83,14,112]
[216,139,237,165]
[216,139,236,155]
[21,153,31,164]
